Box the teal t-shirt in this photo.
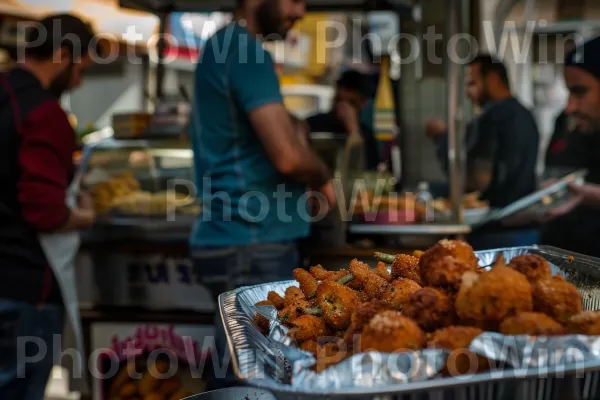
[189,22,309,246]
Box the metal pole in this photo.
[446,0,466,224]
[156,12,168,100]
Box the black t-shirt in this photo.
[471,97,540,209]
[306,112,380,170]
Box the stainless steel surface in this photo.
[219,246,600,399]
[445,0,466,225]
[348,223,471,235]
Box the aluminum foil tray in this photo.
[219,246,600,399]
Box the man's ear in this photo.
[53,47,71,67]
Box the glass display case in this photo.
[82,137,199,219]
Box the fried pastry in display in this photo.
[428,326,487,376]
[342,299,391,350]
[422,256,477,292]
[567,311,600,335]
[360,311,426,353]
[420,240,479,282]
[403,287,456,332]
[507,255,552,283]
[350,259,421,310]
[390,254,422,285]
[533,275,582,324]
[288,315,329,342]
[374,262,393,282]
[317,281,359,331]
[499,312,565,336]
[456,267,533,330]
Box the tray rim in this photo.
[219,245,600,396]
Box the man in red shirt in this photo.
[0,14,98,399]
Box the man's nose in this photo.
[565,95,577,115]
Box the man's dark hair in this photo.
[24,14,101,61]
[337,70,372,98]
[469,54,510,89]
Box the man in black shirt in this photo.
[544,36,600,256]
[307,70,380,170]
[427,55,540,209]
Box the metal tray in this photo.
[474,169,588,228]
[219,246,600,400]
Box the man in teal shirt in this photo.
[189,0,335,388]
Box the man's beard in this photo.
[256,0,291,40]
[48,64,73,98]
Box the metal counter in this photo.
[348,223,471,235]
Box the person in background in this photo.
[426,55,539,209]
[0,14,97,399]
[189,0,334,389]
[307,70,380,170]
[544,36,600,256]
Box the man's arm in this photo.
[250,104,331,190]
[230,48,331,192]
[18,101,94,233]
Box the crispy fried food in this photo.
[288,315,329,342]
[413,250,424,260]
[382,278,422,310]
[278,299,311,324]
[420,240,479,279]
[566,311,600,335]
[317,281,359,330]
[507,255,552,283]
[403,287,455,332]
[315,339,348,373]
[422,256,477,291]
[267,291,285,309]
[284,287,305,307]
[325,269,351,282]
[293,268,319,299]
[310,264,331,280]
[360,311,426,353]
[375,261,393,282]
[533,275,582,324]
[300,339,319,355]
[343,299,391,347]
[429,326,486,376]
[349,259,389,299]
[254,313,270,334]
[456,267,533,330]
[491,254,506,268]
[255,300,273,307]
[499,312,565,336]
[391,254,422,285]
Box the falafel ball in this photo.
[507,255,552,283]
[420,240,479,283]
[499,312,565,336]
[403,287,456,332]
[360,311,426,353]
[422,255,477,291]
[566,311,600,335]
[455,267,533,330]
[429,326,487,376]
[533,275,582,324]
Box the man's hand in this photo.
[425,117,447,138]
[319,180,337,212]
[335,101,360,134]
[78,191,95,212]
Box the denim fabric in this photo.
[0,300,63,400]
[192,241,299,390]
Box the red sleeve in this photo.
[18,100,74,232]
